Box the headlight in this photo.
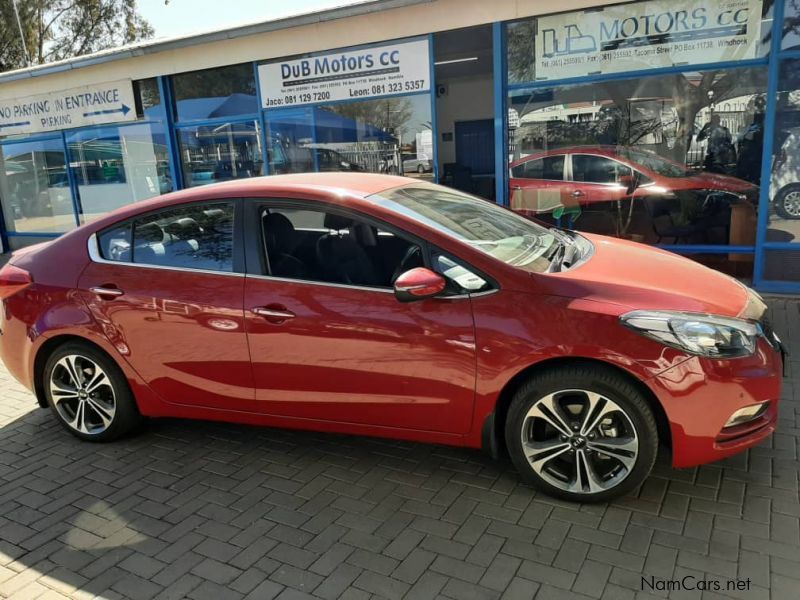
[620,311,759,358]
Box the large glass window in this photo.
[0,138,74,233]
[67,123,173,223]
[508,66,767,277]
[177,121,264,187]
[265,95,433,179]
[767,59,800,243]
[172,64,257,121]
[784,0,800,50]
[266,109,315,174]
[317,96,433,180]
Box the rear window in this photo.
[96,202,235,272]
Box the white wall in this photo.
[0,0,628,102]
[434,74,494,170]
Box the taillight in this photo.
[0,264,33,300]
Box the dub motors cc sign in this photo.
[258,39,430,108]
[534,0,764,81]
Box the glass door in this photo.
[0,137,76,234]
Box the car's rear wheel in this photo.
[775,184,800,219]
[43,342,141,442]
[505,365,658,502]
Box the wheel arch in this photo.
[33,334,119,409]
[485,356,671,459]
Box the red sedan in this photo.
[0,174,783,502]
[509,146,758,241]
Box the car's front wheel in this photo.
[505,365,658,502]
[775,184,800,220]
[44,342,141,442]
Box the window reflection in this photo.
[172,63,258,121]
[784,0,800,50]
[177,121,264,187]
[0,138,74,233]
[67,123,173,223]
[768,58,800,242]
[266,108,315,174]
[265,95,433,179]
[507,66,767,277]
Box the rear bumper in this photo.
[648,338,782,468]
[0,299,35,391]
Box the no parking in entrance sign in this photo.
[0,79,137,136]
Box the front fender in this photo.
[466,291,691,448]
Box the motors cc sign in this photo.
[534,0,764,81]
[258,39,430,108]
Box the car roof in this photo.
[82,173,414,232]
[509,146,623,167]
[188,172,410,198]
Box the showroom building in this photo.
[0,0,799,291]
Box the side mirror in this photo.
[618,174,638,195]
[394,267,446,303]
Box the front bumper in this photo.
[648,338,782,468]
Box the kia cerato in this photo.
[0,173,783,502]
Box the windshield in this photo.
[369,183,559,273]
[615,148,691,178]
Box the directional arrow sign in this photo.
[0,80,136,136]
[83,104,131,118]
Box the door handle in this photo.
[252,306,295,322]
[571,190,585,197]
[90,286,124,298]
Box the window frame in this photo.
[242,197,497,297]
[88,198,245,276]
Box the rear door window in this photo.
[128,202,235,272]
[512,155,565,180]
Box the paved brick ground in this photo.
[0,299,798,600]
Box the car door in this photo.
[79,199,256,410]
[242,200,478,434]
[510,154,569,216]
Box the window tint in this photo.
[512,155,564,180]
[572,155,631,184]
[262,206,421,288]
[131,202,235,272]
[172,63,257,121]
[98,224,132,262]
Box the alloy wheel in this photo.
[520,389,639,495]
[783,190,800,217]
[50,355,116,435]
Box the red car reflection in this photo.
[510,146,758,243]
[0,173,782,502]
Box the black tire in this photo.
[417,164,425,174]
[505,364,658,503]
[775,184,800,220]
[43,342,142,442]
